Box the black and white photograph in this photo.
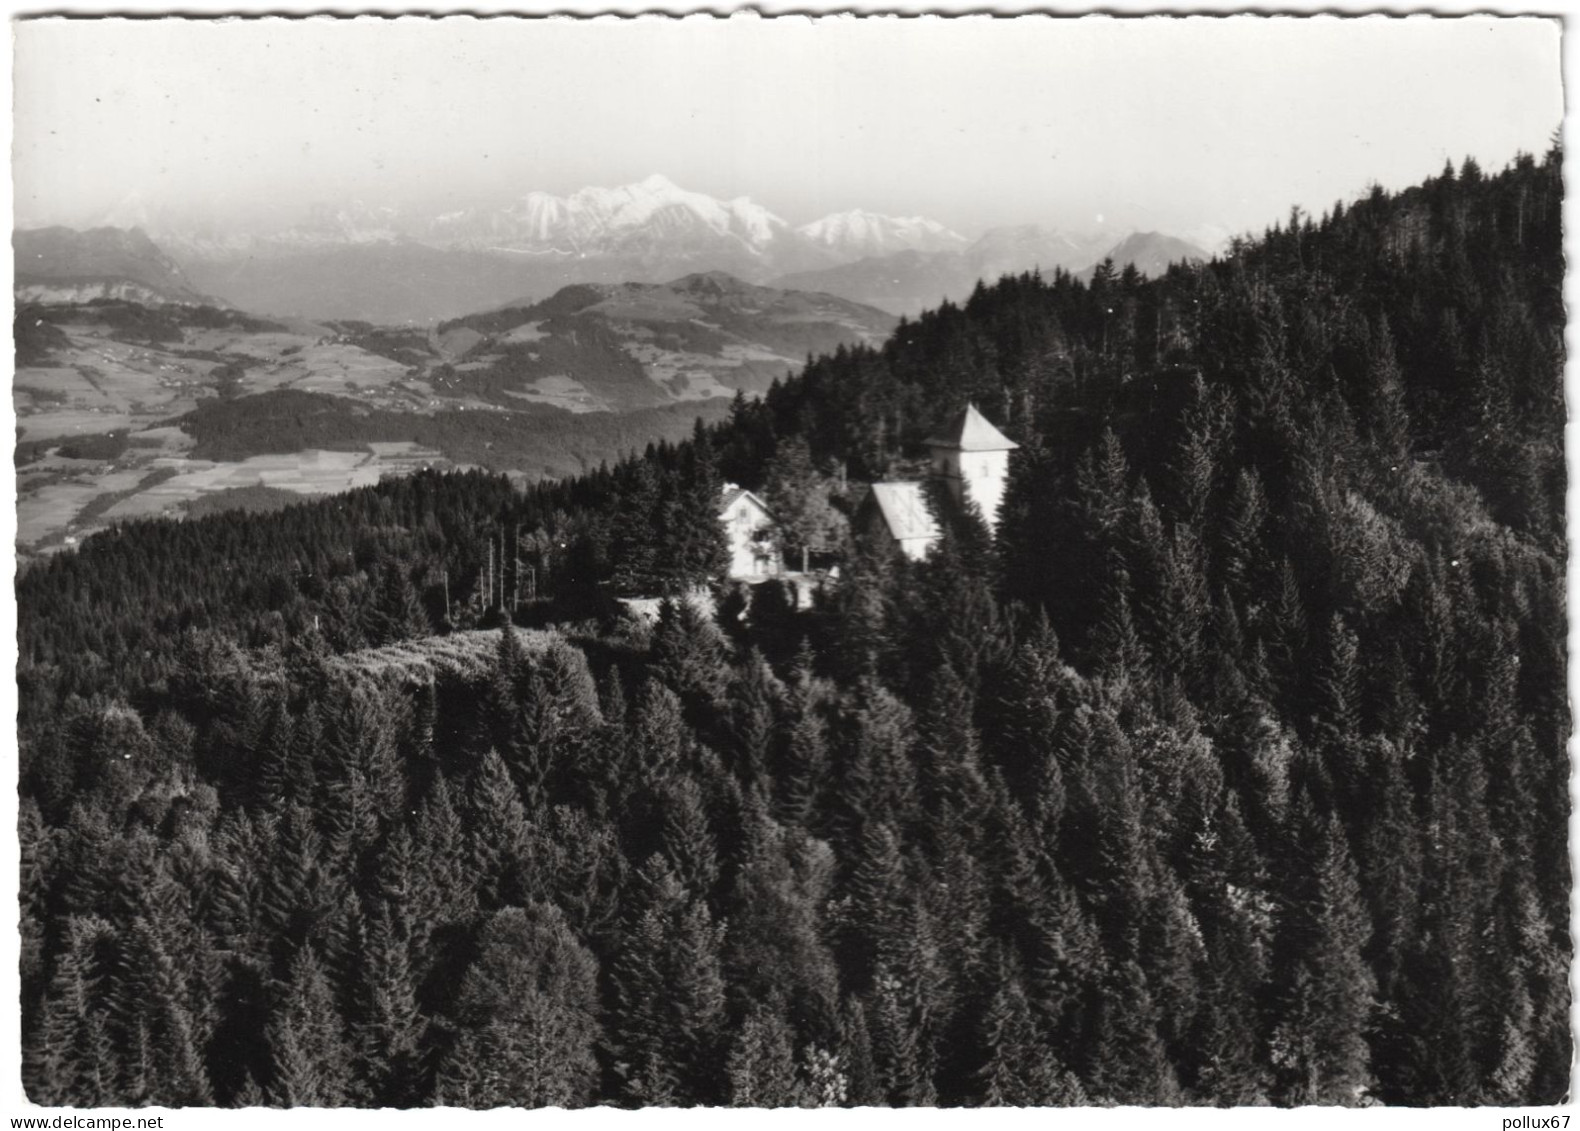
[7,8,1570,1118]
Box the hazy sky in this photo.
[12,15,1563,241]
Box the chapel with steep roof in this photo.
[857,403,1019,559]
[925,403,1020,536]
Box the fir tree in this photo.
[435,904,601,1108]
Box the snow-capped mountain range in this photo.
[795,209,968,258]
[147,174,979,268]
[425,174,789,258]
[47,174,1211,322]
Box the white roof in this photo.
[869,481,940,542]
[719,484,772,518]
[926,403,1020,452]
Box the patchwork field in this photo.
[13,305,471,561]
[13,283,875,564]
[14,314,438,445]
[503,375,607,413]
[15,442,456,560]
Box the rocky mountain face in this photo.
[14,226,212,305]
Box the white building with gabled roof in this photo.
[925,402,1021,535]
[858,403,1018,559]
[719,483,782,579]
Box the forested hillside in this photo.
[17,147,1567,1107]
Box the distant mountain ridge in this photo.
[779,225,1211,314]
[795,209,969,259]
[22,175,1213,322]
[424,174,789,259]
[14,226,213,306]
[152,175,831,276]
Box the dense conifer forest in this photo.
[17,147,1568,1107]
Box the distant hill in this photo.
[434,271,897,411]
[778,226,1209,314]
[14,271,888,434]
[962,223,1111,282]
[777,249,976,318]
[175,242,644,326]
[14,226,212,306]
[1081,230,1210,279]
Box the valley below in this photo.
[13,271,891,563]
[10,194,1196,565]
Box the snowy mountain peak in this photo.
[423,175,791,261]
[797,209,968,258]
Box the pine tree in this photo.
[114,918,216,1105]
[1170,375,1227,525]
[1366,316,1413,463]
[658,777,720,900]
[610,460,663,595]
[776,645,829,827]
[465,748,531,911]
[410,773,477,952]
[18,797,55,1018]
[832,678,919,847]
[435,904,601,1108]
[1090,568,1149,685]
[266,946,358,1106]
[722,812,842,1047]
[1219,468,1269,605]
[1268,812,1376,1105]
[1084,959,1182,1105]
[516,639,603,806]
[828,543,896,683]
[974,961,1085,1106]
[25,917,119,1106]
[1265,557,1311,715]
[606,865,729,1106]
[650,597,731,722]
[259,804,328,953]
[630,677,689,788]
[722,648,779,792]
[365,559,430,646]
[726,1006,807,1107]
[352,905,427,1106]
[251,698,296,812]
[664,432,730,589]
[865,964,938,1106]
